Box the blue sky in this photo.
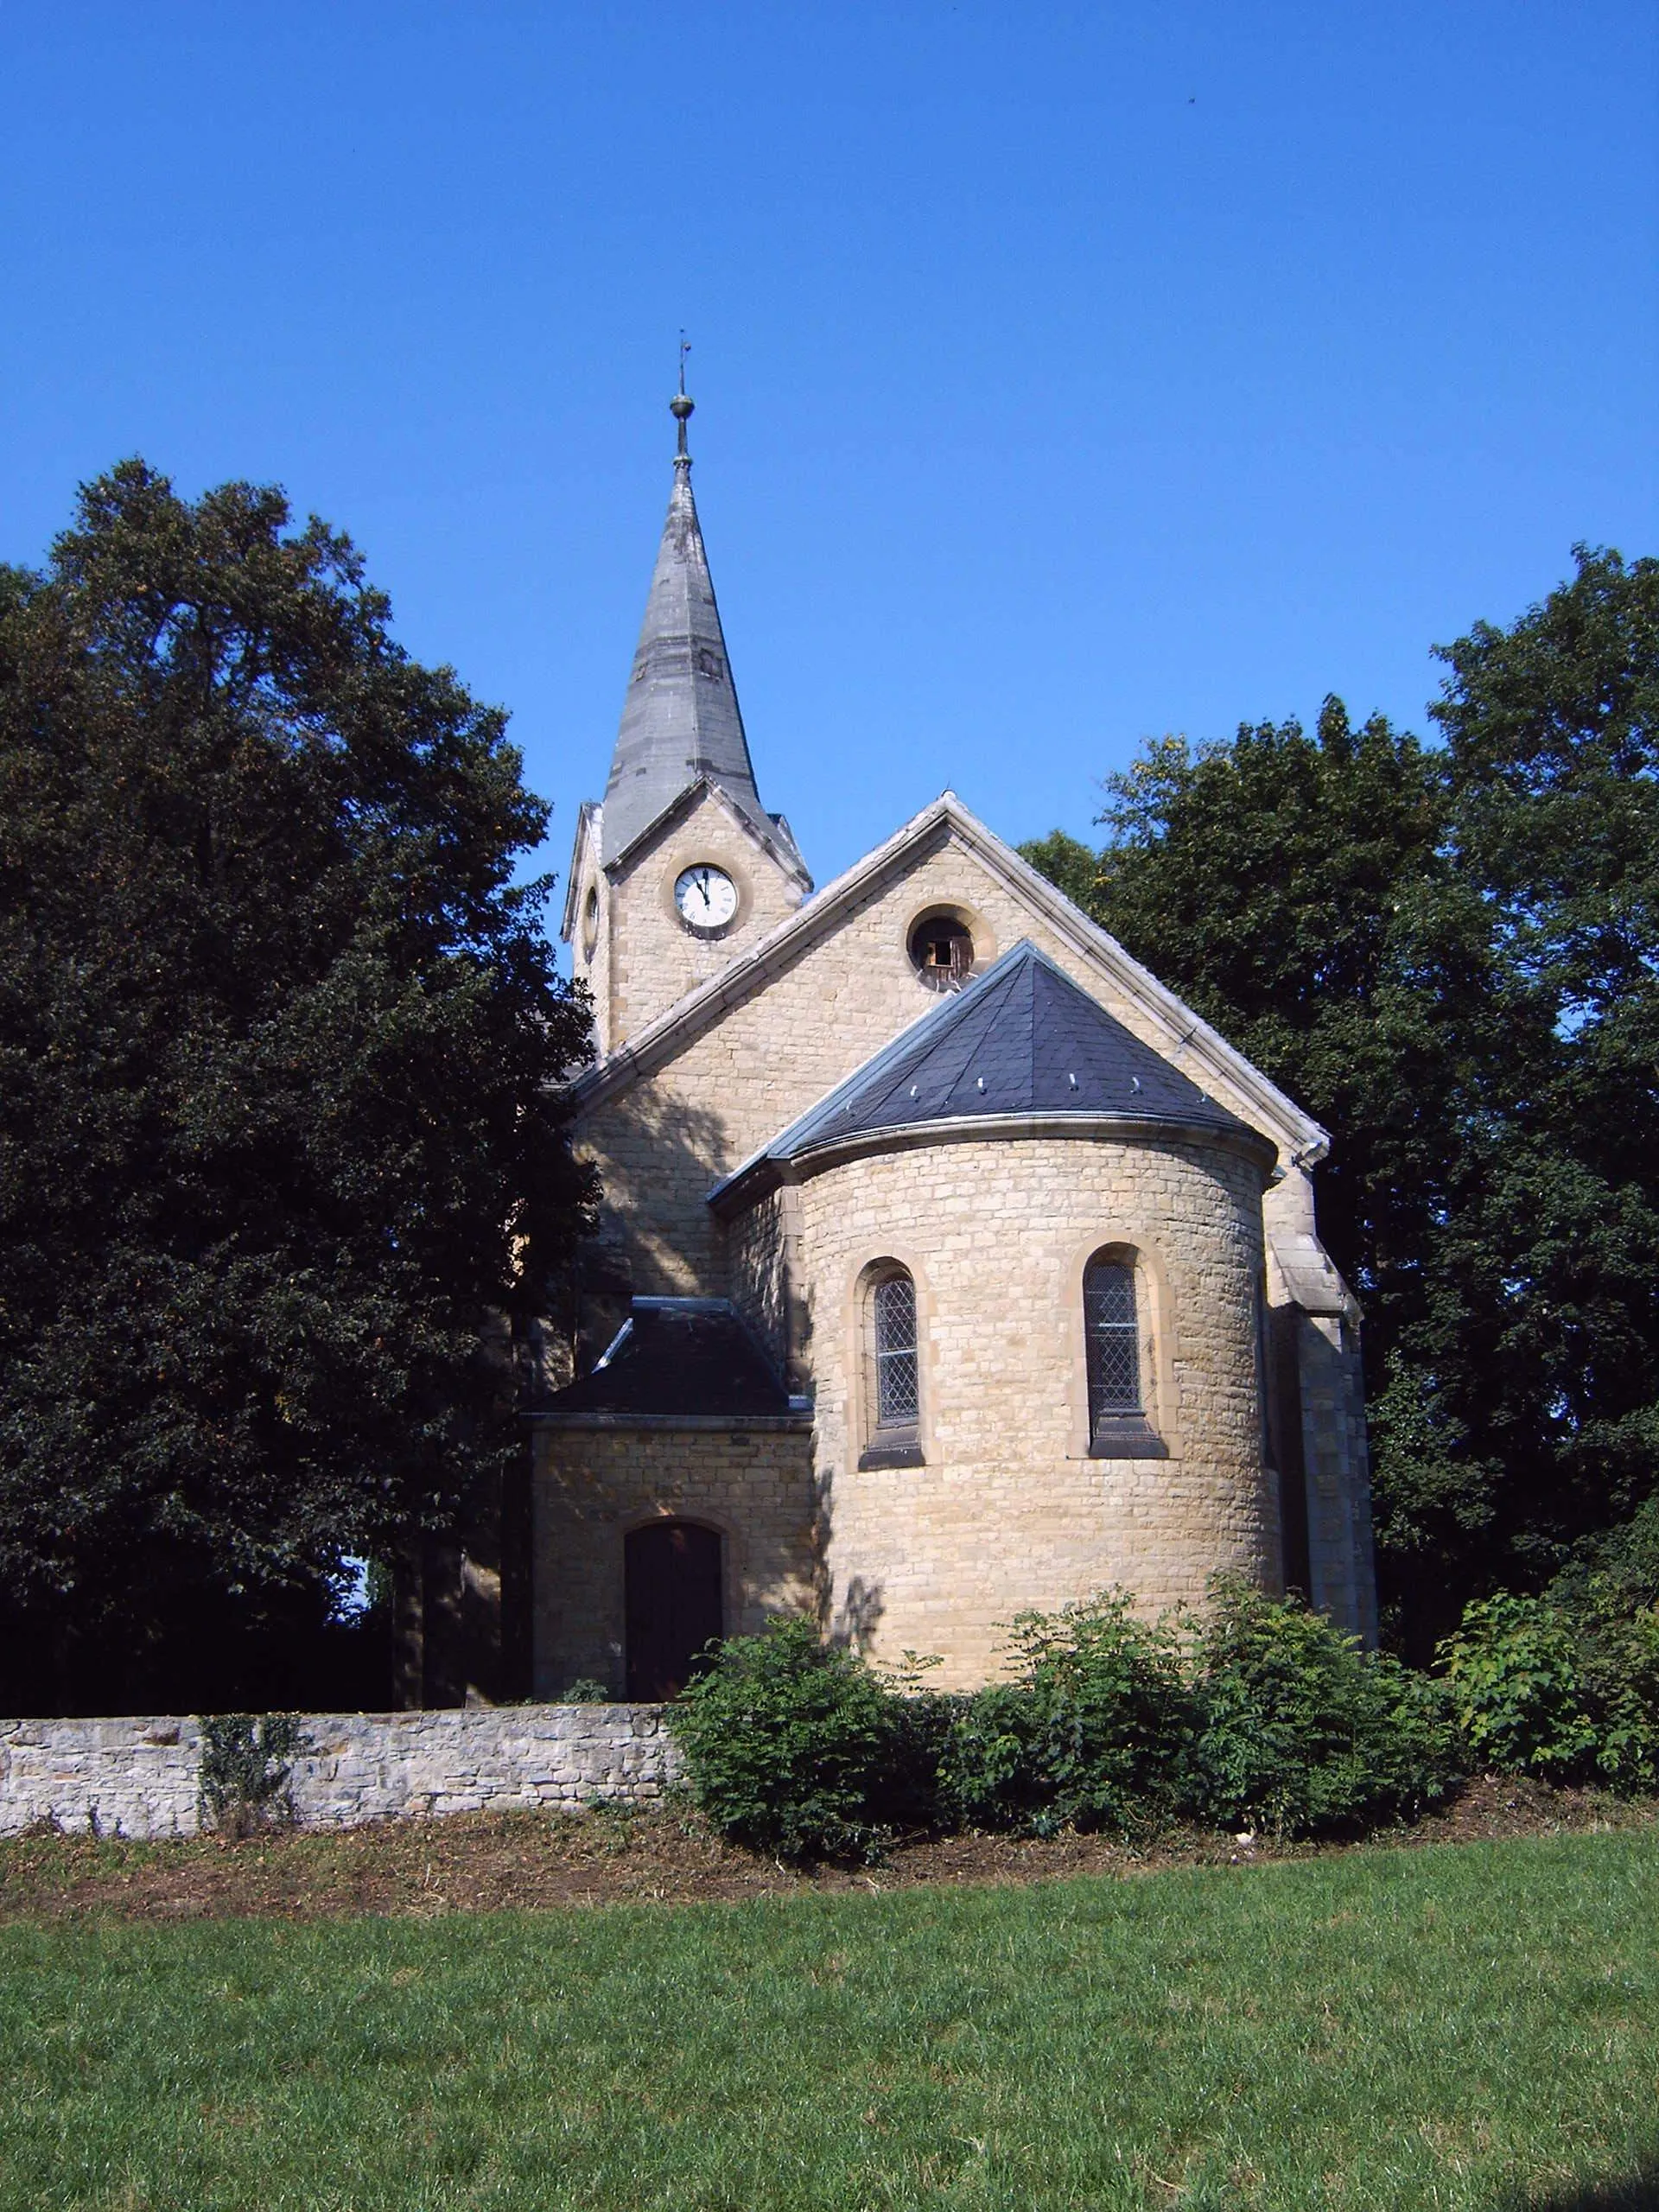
[3,3,1655,920]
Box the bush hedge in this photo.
[197,1712,312,1839]
[1440,1586,1659,1791]
[938,1593,1194,1835]
[1181,1578,1461,1835]
[666,1617,901,1859]
[671,1560,1659,1861]
[669,1581,1471,1859]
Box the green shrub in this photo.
[1438,1593,1599,1780]
[672,1587,1471,1860]
[939,1592,1193,1834]
[873,1685,963,1834]
[558,1679,611,1704]
[197,1713,312,1839]
[937,1682,1046,1832]
[666,1617,899,1860]
[1554,1495,1659,1617]
[1578,1605,1659,1791]
[1184,1580,1462,1837]
[1550,1506,1659,1789]
[1440,1588,1659,1790]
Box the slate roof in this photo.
[714,941,1262,1199]
[601,425,786,868]
[540,1298,797,1420]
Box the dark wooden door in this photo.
[625,1521,723,1700]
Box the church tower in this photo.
[562,385,812,1052]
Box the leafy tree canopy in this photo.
[0,462,594,1707]
[1022,550,1659,1649]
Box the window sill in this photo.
[1088,1418,1168,1460]
[860,1436,925,1471]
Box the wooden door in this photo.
[625,1521,723,1700]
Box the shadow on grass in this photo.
[1512,2162,1659,2210]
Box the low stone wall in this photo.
[0,1704,679,1840]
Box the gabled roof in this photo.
[536,1297,799,1421]
[569,791,1329,1169]
[601,433,770,864]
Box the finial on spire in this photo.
[670,332,695,461]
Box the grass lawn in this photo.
[1,1830,1656,2210]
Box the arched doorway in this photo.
[625,1521,723,1700]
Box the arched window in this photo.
[861,1266,924,1467]
[1084,1251,1160,1455]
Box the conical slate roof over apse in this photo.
[724,941,1265,1181]
[601,395,782,864]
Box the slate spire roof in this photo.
[713,941,1266,1206]
[601,392,778,864]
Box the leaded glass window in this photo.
[1084,1256,1142,1434]
[872,1272,919,1428]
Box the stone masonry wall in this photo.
[792,1131,1278,1687]
[1262,1165,1378,1643]
[1295,1310,1378,1644]
[530,1425,817,1698]
[0,1705,679,1841]
[569,826,613,1059]
[727,1185,791,1375]
[605,785,806,1049]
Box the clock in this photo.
[674,863,738,932]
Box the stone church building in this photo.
[530,392,1375,1700]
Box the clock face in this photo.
[674,864,738,932]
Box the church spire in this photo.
[601,380,768,863]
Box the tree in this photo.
[0,461,594,1711]
[1021,551,1659,1650]
[1422,547,1659,1586]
